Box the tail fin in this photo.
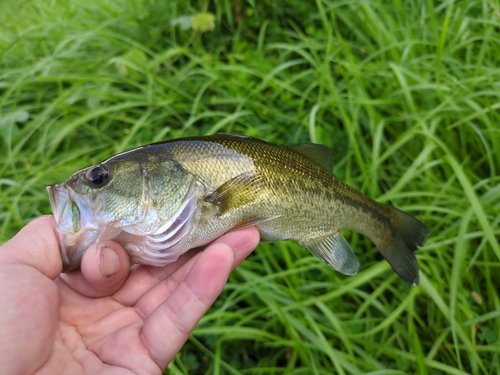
[374,207,430,285]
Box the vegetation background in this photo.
[1,0,499,373]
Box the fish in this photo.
[47,133,430,285]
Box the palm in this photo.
[0,217,259,375]
[49,276,161,374]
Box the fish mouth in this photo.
[47,184,99,272]
[47,183,67,224]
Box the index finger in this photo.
[112,226,260,306]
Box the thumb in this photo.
[60,240,130,297]
[1,216,63,279]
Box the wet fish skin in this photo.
[47,133,430,284]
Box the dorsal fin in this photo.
[289,143,334,173]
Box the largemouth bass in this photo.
[47,134,429,284]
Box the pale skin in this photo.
[0,216,260,375]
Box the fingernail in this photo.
[100,246,119,277]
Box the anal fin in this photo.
[299,232,359,276]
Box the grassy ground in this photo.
[1,0,500,373]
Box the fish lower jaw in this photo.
[59,228,100,272]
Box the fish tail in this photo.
[373,207,430,285]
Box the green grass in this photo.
[1,0,500,373]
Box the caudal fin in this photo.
[374,207,430,285]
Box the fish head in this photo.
[47,153,195,271]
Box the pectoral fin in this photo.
[205,171,264,216]
[232,215,281,230]
[299,232,360,275]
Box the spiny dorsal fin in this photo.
[299,232,360,276]
[289,143,334,173]
[205,171,264,215]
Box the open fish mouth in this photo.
[47,184,100,271]
[47,183,68,228]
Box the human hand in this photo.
[0,216,259,375]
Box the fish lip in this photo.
[46,183,72,270]
[47,183,64,218]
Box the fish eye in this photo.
[85,165,110,188]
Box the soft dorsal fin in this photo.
[289,143,334,172]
